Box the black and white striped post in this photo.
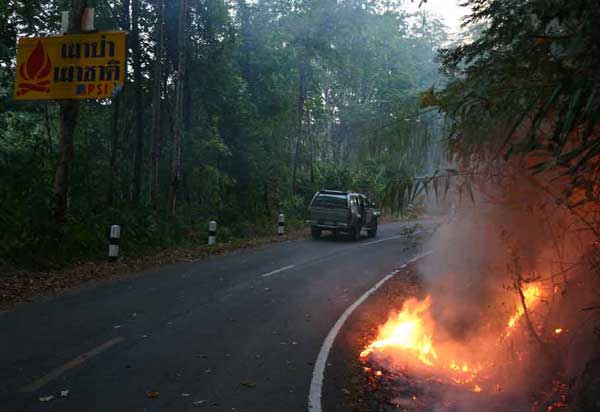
[109,225,121,261]
[277,213,285,236]
[208,220,217,246]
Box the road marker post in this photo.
[208,220,217,245]
[108,225,120,261]
[278,213,285,236]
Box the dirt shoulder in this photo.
[0,228,308,310]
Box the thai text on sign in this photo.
[14,31,126,100]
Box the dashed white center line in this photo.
[261,232,422,279]
[21,337,124,393]
[260,264,296,278]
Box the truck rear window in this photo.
[312,194,348,208]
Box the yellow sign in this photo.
[14,31,126,100]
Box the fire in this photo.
[554,328,563,335]
[504,283,542,337]
[361,282,547,392]
[360,297,437,366]
[360,296,486,389]
[509,284,541,326]
[450,361,473,373]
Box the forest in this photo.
[1,0,448,268]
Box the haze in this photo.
[406,0,470,31]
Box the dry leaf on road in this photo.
[240,379,256,388]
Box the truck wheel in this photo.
[367,226,378,238]
[311,227,321,239]
[352,226,361,241]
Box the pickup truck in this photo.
[307,190,380,240]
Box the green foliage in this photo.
[0,0,449,268]
[435,0,600,195]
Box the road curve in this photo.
[0,221,431,412]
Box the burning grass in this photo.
[359,277,574,412]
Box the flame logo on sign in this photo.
[16,41,52,96]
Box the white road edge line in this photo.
[261,264,296,278]
[21,337,124,393]
[307,250,433,412]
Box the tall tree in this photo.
[108,0,131,207]
[167,0,188,219]
[291,52,307,193]
[149,0,164,210]
[131,0,144,204]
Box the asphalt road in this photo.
[1,221,431,412]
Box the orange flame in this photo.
[17,41,52,96]
[360,282,546,392]
[504,284,541,337]
[360,296,438,366]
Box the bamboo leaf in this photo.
[557,87,583,148]
[526,82,564,146]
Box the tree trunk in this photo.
[183,172,192,224]
[44,105,52,154]
[107,95,121,207]
[51,0,86,225]
[322,69,335,160]
[107,0,130,208]
[291,52,307,194]
[149,0,164,210]
[131,0,144,204]
[167,0,188,220]
[308,109,314,183]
